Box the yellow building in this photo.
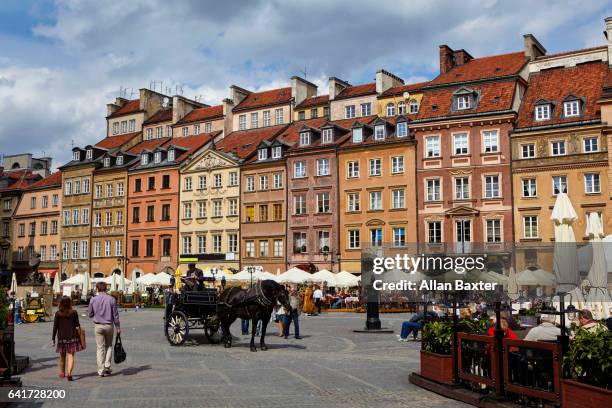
[376,83,425,118]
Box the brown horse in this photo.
[216,280,290,351]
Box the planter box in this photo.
[562,379,612,408]
[420,350,454,385]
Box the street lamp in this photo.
[246,266,256,288]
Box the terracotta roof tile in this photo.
[428,52,527,86]
[380,81,429,97]
[128,137,172,154]
[233,87,292,112]
[107,99,141,118]
[168,132,220,162]
[516,61,608,129]
[178,105,224,124]
[0,170,41,192]
[143,108,172,125]
[335,83,376,100]
[95,132,141,149]
[295,95,329,110]
[216,125,288,159]
[28,171,62,190]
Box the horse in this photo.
[216,280,290,352]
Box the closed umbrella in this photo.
[110,273,118,292]
[584,212,610,318]
[128,270,138,294]
[507,266,519,300]
[52,272,61,294]
[81,272,91,301]
[118,272,126,292]
[10,272,17,294]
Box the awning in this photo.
[39,269,57,278]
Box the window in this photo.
[456,95,471,110]
[167,149,175,162]
[361,103,371,116]
[141,154,149,166]
[391,156,404,173]
[397,101,406,114]
[299,131,310,146]
[564,100,579,117]
[229,172,238,186]
[182,236,191,254]
[154,151,162,163]
[62,211,70,226]
[245,205,255,222]
[272,146,282,159]
[147,205,155,222]
[50,245,57,261]
[162,238,171,256]
[116,210,123,225]
[347,192,360,212]
[62,242,69,260]
[64,181,72,196]
[116,156,123,166]
[425,136,440,157]
[370,228,382,247]
[112,123,119,135]
[409,99,419,114]
[94,241,101,258]
[393,227,406,247]
[551,141,566,156]
[17,247,24,261]
[72,209,80,225]
[229,234,238,253]
[275,108,283,125]
[162,174,170,188]
[43,196,50,209]
[105,240,111,257]
[552,175,567,195]
[584,173,600,193]
[197,201,206,218]
[52,194,59,206]
[386,103,395,116]
[428,221,442,243]
[213,174,222,188]
[184,177,192,191]
[106,183,113,197]
[324,106,330,116]
[317,192,330,213]
[1,222,7,237]
[128,119,135,132]
[535,104,551,121]
[486,220,502,243]
[145,176,154,191]
[392,189,405,209]
[183,202,192,219]
[292,231,307,253]
[317,159,330,176]
[116,182,124,197]
[453,133,468,155]
[352,127,362,143]
[397,121,407,138]
[273,203,282,220]
[17,223,25,237]
[322,128,333,144]
[197,175,207,190]
[132,207,140,223]
[426,179,441,201]
[51,221,58,234]
[246,176,254,191]
[135,179,142,192]
[83,178,90,193]
[213,235,222,253]
[29,222,36,236]
[251,112,258,128]
[105,211,112,226]
[120,121,127,133]
[369,158,381,176]
[294,161,306,178]
[103,157,111,167]
[115,240,122,256]
[86,149,93,160]
[294,195,306,215]
[583,137,598,152]
[194,124,200,135]
[74,180,81,194]
[347,161,359,178]
[484,175,500,198]
[483,130,499,153]
[522,178,537,197]
[200,235,209,253]
[345,105,356,119]
[298,111,305,121]
[238,115,246,130]
[273,239,283,257]
[72,151,80,161]
[273,172,283,189]
[369,191,382,210]
[258,148,268,161]
[228,199,238,216]
[145,128,153,140]
[80,240,88,259]
[259,241,269,257]
[318,231,330,253]
[30,197,36,209]
[374,125,385,140]
[263,111,271,127]
[72,242,78,259]
[523,216,538,238]
[245,240,255,257]
[162,204,171,221]
[132,240,139,257]
[311,108,318,118]
[213,200,222,217]
[522,144,535,158]
[348,230,360,249]
[453,177,470,200]
[204,122,212,133]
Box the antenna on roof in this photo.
[299,65,308,79]
[129,88,135,99]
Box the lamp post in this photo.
[210,268,217,284]
[246,266,256,288]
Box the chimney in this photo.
[375,70,404,94]
[172,96,203,124]
[222,98,234,134]
[523,34,546,61]
[229,85,250,107]
[605,17,612,66]
[328,77,350,101]
[453,49,473,67]
[106,97,128,116]
[139,88,166,120]
[439,45,455,74]
[291,76,318,106]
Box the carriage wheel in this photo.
[204,321,221,344]
[165,311,189,346]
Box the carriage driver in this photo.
[185,263,204,291]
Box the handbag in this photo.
[113,333,126,364]
[78,327,86,350]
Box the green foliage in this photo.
[422,317,488,355]
[0,289,9,330]
[563,326,612,389]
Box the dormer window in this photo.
[409,99,419,114]
[141,153,149,165]
[299,131,310,146]
[103,157,111,167]
[374,125,385,140]
[258,148,268,161]
[72,151,80,161]
[272,146,282,159]
[322,128,333,144]
[116,155,123,166]
[397,121,408,138]
[168,148,175,162]
[86,149,93,160]
[352,127,363,143]
[397,101,406,115]
[154,151,162,163]
[535,104,551,121]
[563,100,580,117]
[386,103,395,116]
[456,95,471,110]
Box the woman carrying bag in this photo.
[52,296,83,381]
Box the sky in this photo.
[1,0,611,168]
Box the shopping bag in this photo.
[113,333,126,364]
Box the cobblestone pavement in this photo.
[11,309,466,407]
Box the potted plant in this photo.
[518,308,539,327]
[420,320,454,384]
[562,326,612,407]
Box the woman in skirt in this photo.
[52,296,82,381]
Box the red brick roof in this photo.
[335,83,376,100]
[168,132,220,162]
[429,52,527,86]
[128,137,171,154]
[515,61,608,129]
[107,99,141,118]
[414,80,517,121]
[338,116,400,148]
[216,125,288,159]
[143,108,172,125]
[0,170,41,192]
[277,118,330,144]
[295,95,329,110]
[28,171,62,190]
[95,132,141,149]
[233,87,292,112]
[178,105,224,124]
[379,81,429,97]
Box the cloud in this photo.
[1,0,611,167]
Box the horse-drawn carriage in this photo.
[164,286,221,346]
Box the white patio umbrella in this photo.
[276,267,315,284]
[128,270,138,294]
[52,272,61,294]
[516,267,557,286]
[62,273,85,285]
[150,272,172,286]
[110,273,118,292]
[584,212,611,318]
[507,266,520,301]
[118,272,126,292]
[259,271,278,281]
[335,271,361,287]
[137,273,155,286]
[311,269,337,286]
[81,272,91,300]
[10,272,17,294]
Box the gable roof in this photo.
[143,108,172,125]
[0,169,41,192]
[95,132,141,149]
[216,124,288,159]
[515,61,609,130]
[339,116,408,148]
[178,105,224,124]
[169,133,220,162]
[27,171,62,190]
[128,137,172,154]
[379,81,429,97]
[295,95,330,110]
[107,99,141,118]
[233,87,292,112]
[335,83,376,100]
[428,51,527,86]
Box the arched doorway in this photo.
[93,272,104,278]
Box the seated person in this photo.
[183,263,204,291]
[397,310,438,341]
[524,314,560,342]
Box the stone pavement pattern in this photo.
[12,309,466,407]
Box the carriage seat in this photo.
[183,288,216,305]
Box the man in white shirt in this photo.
[524,314,560,342]
[313,286,323,314]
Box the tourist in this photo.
[302,285,316,316]
[524,314,560,341]
[185,263,204,291]
[241,318,249,335]
[275,303,285,337]
[313,285,323,314]
[577,309,604,332]
[52,296,82,381]
[486,316,518,339]
[88,282,121,377]
[283,288,301,339]
[397,309,438,341]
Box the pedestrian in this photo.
[275,303,285,337]
[524,314,560,342]
[241,318,249,335]
[397,310,438,341]
[577,309,604,332]
[52,296,82,381]
[283,288,302,339]
[88,282,121,377]
[302,285,316,315]
[313,285,323,314]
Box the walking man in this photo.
[88,282,121,377]
[283,288,302,339]
[313,286,323,314]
